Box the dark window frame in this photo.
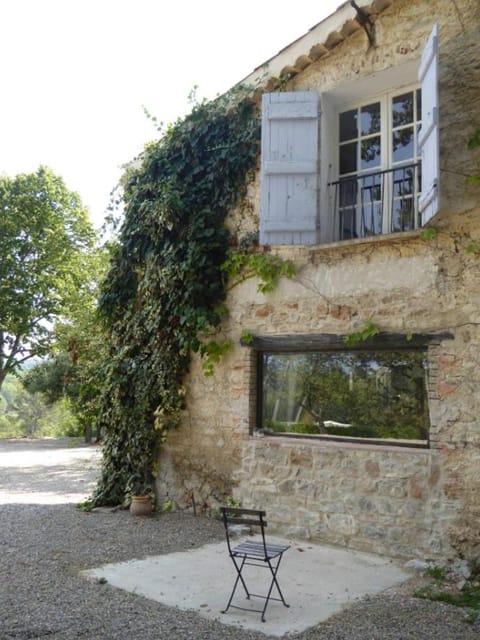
[247,332,453,449]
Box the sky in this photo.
[1,0,341,228]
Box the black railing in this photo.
[329,162,421,241]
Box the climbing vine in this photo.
[344,320,380,347]
[91,89,293,507]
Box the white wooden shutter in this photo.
[418,23,440,225]
[260,92,320,245]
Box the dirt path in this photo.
[0,437,101,504]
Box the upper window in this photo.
[259,24,439,246]
[334,87,422,240]
[259,348,430,446]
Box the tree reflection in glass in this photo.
[261,350,429,442]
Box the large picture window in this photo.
[259,349,430,446]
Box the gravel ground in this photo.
[0,438,477,639]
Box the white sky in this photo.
[1,0,341,227]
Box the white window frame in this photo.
[331,83,422,239]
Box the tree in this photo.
[0,166,96,390]
[22,354,76,404]
[20,242,109,441]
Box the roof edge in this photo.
[236,0,394,92]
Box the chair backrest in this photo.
[220,507,268,555]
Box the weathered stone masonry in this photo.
[156,0,480,562]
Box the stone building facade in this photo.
[156,0,480,562]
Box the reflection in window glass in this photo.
[361,103,380,135]
[361,136,381,169]
[392,199,414,232]
[261,350,429,443]
[392,91,414,127]
[363,174,382,201]
[392,128,414,163]
[361,174,383,235]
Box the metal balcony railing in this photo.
[329,162,421,241]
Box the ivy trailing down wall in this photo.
[92,91,261,506]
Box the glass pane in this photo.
[392,91,414,127]
[416,88,422,122]
[362,202,383,236]
[392,127,414,162]
[393,167,414,197]
[261,351,429,442]
[340,109,358,142]
[361,175,381,203]
[361,136,381,169]
[340,142,357,174]
[340,207,357,240]
[361,102,380,135]
[392,197,414,232]
[339,180,357,206]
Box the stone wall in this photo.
[156,0,480,561]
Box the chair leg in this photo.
[222,553,290,623]
[261,555,290,622]
[222,556,250,614]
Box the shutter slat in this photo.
[265,161,318,175]
[268,102,319,119]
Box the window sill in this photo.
[310,229,423,254]
[251,431,430,453]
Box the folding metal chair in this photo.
[220,506,290,622]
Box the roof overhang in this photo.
[237,0,395,91]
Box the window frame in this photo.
[248,332,452,449]
[329,83,423,240]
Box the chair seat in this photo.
[232,539,289,560]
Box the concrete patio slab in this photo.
[83,537,409,637]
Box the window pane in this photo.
[339,180,357,206]
[362,202,383,236]
[261,351,429,442]
[361,102,380,135]
[361,136,381,169]
[392,198,414,232]
[340,109,358,142]
[392,127,414,162]
[340,142,357,174]
[362,174,382,201]
[339,207,357,240]
[392,91,414,127]
[393,167,414,197]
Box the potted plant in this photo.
[127,473,155,516]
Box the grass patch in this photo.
[414,583,480,623]
[425,564,446,581]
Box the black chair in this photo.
[220,506,290,622]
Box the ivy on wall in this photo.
[92,91,261,506]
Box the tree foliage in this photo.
[21,243,109,441]
[22,354,76,404]
[0,373,81,438]
[92,91,261,505]
[0,167,96,389]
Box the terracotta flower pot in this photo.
[129,495,153,516]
